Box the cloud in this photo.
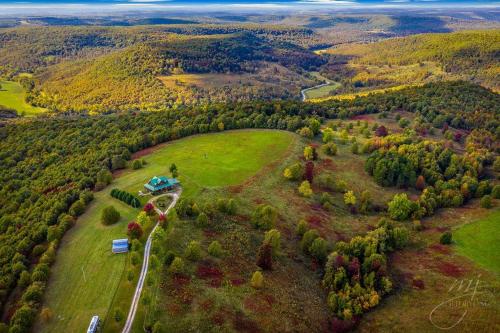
[297,0,357,4]
[126,0,171,3]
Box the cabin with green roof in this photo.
[144,176,179,194]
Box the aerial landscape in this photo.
[0,0,498,332]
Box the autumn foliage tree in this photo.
[127,222,143,239]
[304,161,314,183]
[144,202,154,214]
[415,175,426,191]
[375,125,388,137]
[256,242,273,270]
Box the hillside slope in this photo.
[324,30,500,91]
[28,32,322,113]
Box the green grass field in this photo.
[118,129,295,198]
[303,82,341,99]
[454,209,500,275]
[36,129,296,333]
[0,80,46,116]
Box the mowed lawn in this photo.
[0,80,46,116]
[36,129,296,333]
[454,209,500,275]
[118,129,296,198]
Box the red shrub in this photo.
[144,202,154,214]
[375,125,388,137]
[256,243,273,270]
[415,175,426,191]
[442,122,449,133]
[304,161,314,183]
[412,277,425,289]
[127,222,143,239]
[329,317,359,333]
[348,258,360,279]
[334,255,345,269]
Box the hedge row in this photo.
[110,189,141,208]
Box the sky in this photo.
[0,0,498,15]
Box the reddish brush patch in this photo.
[351,115,372,121]
[112,168,127,178]
[244,295,272,314]
[280,225,292,239]
[233,312,261,333]
[228,184,244,194]
[307,215,323,227]
[437,261,465,277]
[334,231,348,242]
[203,230,218,238]
[210,279,222,288]
[315,158,336,174]
[197,262,224,287]
[309,203,324,212]
[430,243,451,255]
[166,303,182,315]
[169,274,193,305]
[412,277,425,290]
[408,193,420,201]
[264,294,275,306]
[233,214,250,223]
[172,274,191,286]
[310,259,320,271]
[329,316,359,332]
[131,142,168,159]
[309,142,320,149]
[254,198,264,205]
[231,278,245,286]
[211,312,226,326]
[435,226,449,233]
[212,306,235,326]
[200,299,214,311]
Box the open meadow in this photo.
[0,80,46,116]
[454,209,500,275]
[36,129,296,333]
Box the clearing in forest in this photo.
[35,129,296,333]
[0,80,46,116]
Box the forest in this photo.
[0,12,498,332]
[0,80,498,332]
[323,30,500,91]
[1,24,498,114]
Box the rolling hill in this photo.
[323,30,500,91]
[29,32,322,113]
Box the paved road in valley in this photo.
[300,80,332,101]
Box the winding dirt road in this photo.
[121,189,181,333]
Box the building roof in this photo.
[113,239,128,245]
[148,176,168,187]
[112,239,129,253]
[144,176,179,191]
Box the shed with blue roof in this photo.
[112,239,129,254]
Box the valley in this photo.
[0,7,498,333]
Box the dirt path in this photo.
[121,189,181,333]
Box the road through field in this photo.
[121,189,181,333]
[301,81,331,101]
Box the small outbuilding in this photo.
[144,176,179,194]
[112,239,129,254]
